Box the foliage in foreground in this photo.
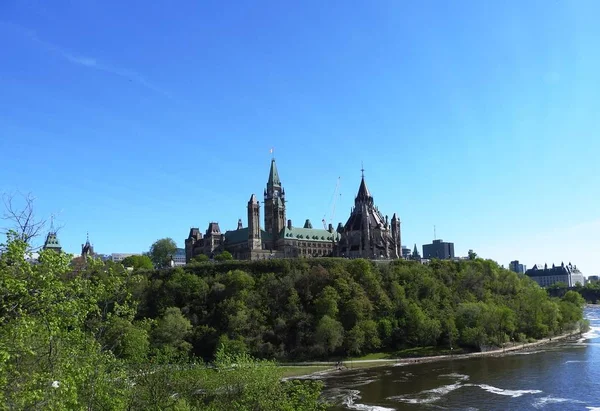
[0,233,325,410]
[129,348,325,411]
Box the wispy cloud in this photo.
[2,21,173,99]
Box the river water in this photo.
[321,305,600,411]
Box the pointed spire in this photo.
[355,163,372,201]
[267,158,281,188]
[249,194,258,204]
[43,231,61,251]
[356,176,372,201]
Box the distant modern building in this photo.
[587,275,599,284]
[110,253,141,263]
[401,246,411,260]
[173,248,186,266]
[509,260,526,274]
[525,262,585,287]
[422,239,455,260]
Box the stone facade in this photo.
[81,233,95,258]
[526,262,585,287]
[185,160,401,262]
[335,174,401,259]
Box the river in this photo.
[321,305,600,411]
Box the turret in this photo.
[43,232,62,254]
[185,228,201,263]
[391,213,401,258]
[411,243,421,261]
[263,158,286,249]
[43,216,62,254]
[248,194,261,250]
[82,232,94,258]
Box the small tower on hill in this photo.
[81,232,94,258]
[263,158,286,249]
[247,194,261,251]
[43,216,62,253]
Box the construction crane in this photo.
[323,177,341,229]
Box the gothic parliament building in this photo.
[185,159,402,262]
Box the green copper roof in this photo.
[224,228,272,245]
[43,232,61,250]
[280,226,339,242]
[267,159,281,188]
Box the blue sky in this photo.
[1,0,598,274]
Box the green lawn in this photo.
[278,347,471,378]
[349,347,468,361]
[347,352,391,361]
[391,346,466,357]
[279,365,333,378]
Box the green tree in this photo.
[148,238,178,268]
[151,307,192,356]
[192,254,210,263]
[314,286,340,319]
[315,315,344,354]
[215,250,234,261]
[102,317,150,363]
[0,232,130,409]
[121,254,154,270]
[468,250,478,260]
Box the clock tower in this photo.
[264,158,286,249]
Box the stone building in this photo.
[185,159,402,262]
[81,233,95,258]
[525,262,585,287]
[335,172,401,259]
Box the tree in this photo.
[192,254,210,263]
[0,232,130,409]
[468,249,478,260]
[215,250,234,261]
[148,238,177,268]
[151,307,192,356]
[1,192,50,248]
[121,254,154,270]
[315,315,344,354]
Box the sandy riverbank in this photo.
[284,329,582,380]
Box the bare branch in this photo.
[2,191,48,247]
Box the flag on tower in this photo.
[270,147,273,154]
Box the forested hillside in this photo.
[138,257,586,361]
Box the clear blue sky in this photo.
[1,0,598,274]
